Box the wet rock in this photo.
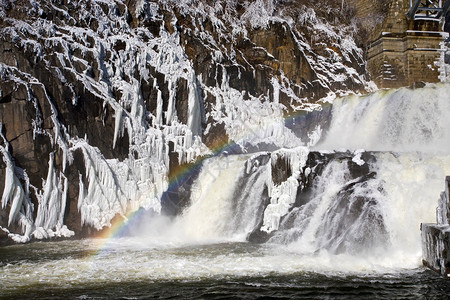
[250,151,381,245]
[285,104,333,144]
[161,158,204,217]
[271,155,293,186]
[421,224,450,276]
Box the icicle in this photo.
[0,128,25,226]
[156,89,163,125]
[34,153,56,228]
[58,176,68,228]
[113,106,123,149]
[187,71,202,137]
[271,76,280,104]
[33,152,74,238]
[0,124,33,242]
[166,78,176,124]
[73,141,130,229]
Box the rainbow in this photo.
[90,135,236,257]
[88,208,147,258]
[90,103,334,256]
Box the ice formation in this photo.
[262,147,309,232]
[203,68,303,148]
[0,0,372,241]
[0,125,34,242]
[438,38,450,83]
[0,1,212,239]
[33,153,74,239]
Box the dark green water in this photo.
[4,272,450,299]
[1,239,449,299]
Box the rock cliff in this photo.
[0,0,373,243]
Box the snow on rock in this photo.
[241,0,275,29]
[352,149,366,166]
[203,68,302,148]
[0,0,372,241]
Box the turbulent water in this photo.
[1,239,450,299]
[2,85,450,298]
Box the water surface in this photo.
[1,238,449,299]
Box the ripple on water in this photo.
[1,239,450,299]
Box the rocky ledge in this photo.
[422,176,450,277]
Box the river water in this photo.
[1,238,450,299]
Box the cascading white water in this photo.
[150,84,450,270]
[173,154,267,241]
[265,151,449,269]
[15,83,441,281]
[308,84,450,265]
[133,154,269,243]
[5,86,450,299]
[270,159,387,255]
[316,84,450,153]
[375,152,450,267]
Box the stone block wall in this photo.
[353,1,385,19]
[354,0,444,88]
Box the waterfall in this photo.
[137,154,270,243]
[316,84,450,153]
[147,84,450,269]
[159,149,449,270]
[173,155,266,241]
[269,158,387,255]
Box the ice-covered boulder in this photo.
[422,176,450,277]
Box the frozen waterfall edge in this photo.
[422,176,450,277]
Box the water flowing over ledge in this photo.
[2,74,450,299]
[0,0,370,243]
[2,82,450,248]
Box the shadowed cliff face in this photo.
[0,0,371,243]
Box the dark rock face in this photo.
[161,160,204,217]
[0,0,371,243]
[285,103,333,144]
[271,155,292,186]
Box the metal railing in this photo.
[407,0,450,20]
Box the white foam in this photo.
[174,155,248,241]
[0,238,424,293]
